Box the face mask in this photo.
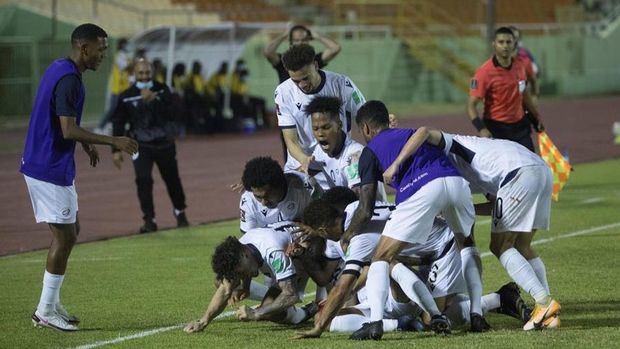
[136,80,153,90]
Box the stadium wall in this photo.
[1,3,619,123]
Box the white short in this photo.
[491,165,552,233]
[24,175,78,224]
[418,240,467,298]
[355,286,422,319]
[383,176,474,244]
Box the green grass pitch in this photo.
[1,159,619,349]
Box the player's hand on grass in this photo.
[383,163,398,185]
[113,136,139,155]
[81,142,99,167]
[479,128,492,138]
[112,151,123,170]
[294,326,323,339]
[183,320,206,333]
[236,305,257,321]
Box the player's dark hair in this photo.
[494,26,515,39]
[304,96,341,121]
[71,23,107,45]
[212,236,244,282]
[282,44,316,71]
[303,199,341,230]
[289,25,312,44]
[242,156,287,191]
[321,186,358,209]
[356,100,390,128]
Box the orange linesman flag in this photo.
[538,131,571,201]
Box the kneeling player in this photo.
[184,222,315,333]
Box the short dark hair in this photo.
[303,199,341,230]
[321,186,358,208]
[212,236,244,282]
[304,96,341,121]
[288,25,312,44]
[356,100,390,128]
[71,23,107,45]
[494,26,515,39]
[242,156,287,191]
[282,44,316,71]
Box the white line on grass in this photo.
[71,221,620,349]
[579,197,604,204]
[72,292,315,349]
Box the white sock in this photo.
[390,263,440,316]
[284,306,308,324]
[528,257,550,294]
[366,261,390,321]
[249,280,269,301]
[174,208,184,216]
[37,271,64,314]
[481,293,501,313]
[315,286,328,302]
[443,293,500,325]
[499,248,548,304]
[460,247,483,315]
[329,314,398,332]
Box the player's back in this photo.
[443,133,544,193]
[366,128,458,204]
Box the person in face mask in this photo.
[112,58,189,233]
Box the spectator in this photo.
[206,62,229,132]
[152,58,166,84]
[112,59,189,233]
[230,59,267,129]
[185,61,214,133]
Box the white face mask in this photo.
[136,80,153,90]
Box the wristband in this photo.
[471,117,486,132]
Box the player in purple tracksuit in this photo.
[344,101,488,340]
[21,24,137,332]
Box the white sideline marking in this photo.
[580,197,604,204]
[72,292,315,349]
[13,257,123,264]
[71,221,620,349]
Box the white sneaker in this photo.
[32,310,79,332]
[56,303,80,324]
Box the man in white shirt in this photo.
[305,96,388,200]
[239,157,315,234]
[275,44,365,174]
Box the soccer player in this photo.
[345,101,488,340]
[275,44,366,175]
[183,222,315,333]
[304,96,388,200]
[383,127,561,330]
[239,156,316,234]
[20,23,138,332]
[467,27,544,152]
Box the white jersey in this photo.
[239,173,313,233]
[324,201,392,276]
[442,133,546,195]
[311,137,389,201]
[239,221,296,281]
[275,70,366,171]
